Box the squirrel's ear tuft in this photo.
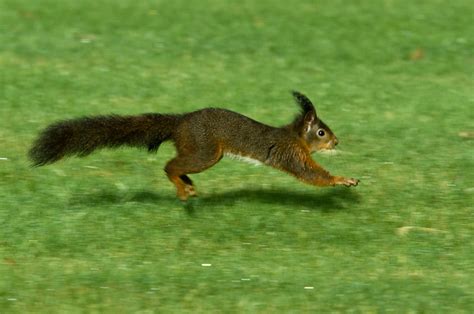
[292,91,317,135]
[292,91,317,117]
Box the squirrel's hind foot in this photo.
[177,185,198,201]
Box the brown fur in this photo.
[28,91,359,200]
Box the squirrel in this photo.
[28,91,359,200]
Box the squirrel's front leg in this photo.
[274,150,359,187]
[322,175,359,187]
[303,162,359,187]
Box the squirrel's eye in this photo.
[317,129,325,137]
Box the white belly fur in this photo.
[224,152,262,166]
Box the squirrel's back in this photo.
[174,108,286,162]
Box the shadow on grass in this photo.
[69,187,361,213]
[184,188,361,215]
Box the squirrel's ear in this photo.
[292,91,318,118]
[292,91,318,134]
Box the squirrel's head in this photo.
[291,91,339,152]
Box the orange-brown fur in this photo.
[29,91,359,200]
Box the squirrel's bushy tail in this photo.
[28,113,182,166]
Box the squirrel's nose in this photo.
[334,137,339,146]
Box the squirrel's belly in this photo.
[223,152,262,166]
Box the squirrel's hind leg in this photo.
[165,144,223,200]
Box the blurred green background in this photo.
[0,0,473,312]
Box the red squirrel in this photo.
[29,91,359,200]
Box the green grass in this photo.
[1,0,473,312]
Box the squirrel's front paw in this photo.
[344,178,359,187]
[334,177,359,187]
